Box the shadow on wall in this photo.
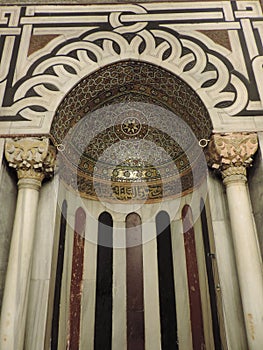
[247,133,263,258]
[0,158,18,309]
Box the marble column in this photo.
[0,138,56,350]
[207,132,263,350]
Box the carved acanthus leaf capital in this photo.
[5,137,56,181]
[206,133,258,173]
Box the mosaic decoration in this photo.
[50,61,212,143]
[56,100,206,202]
[0,2,263,134]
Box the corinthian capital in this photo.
[206,133,258,181]
[5,137,56,181]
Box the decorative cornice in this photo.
[5,137,56,182]
[206,132,258,182]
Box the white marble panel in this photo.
[211,219,248,349]
[207,172,228,221]
[24,280,50,350]
[58,219,74,349]
[31,174,59,279]
[112,221,127,350]
[80,206,98,350]
[0,148,17,309]
[162,21,240,31]
[33,4,145,13]
[241,18,259,59]
[227,30,250,79]
[142,221,161,350]
[0,36,16,82]
[235,1,262,18]
[123,11,224,23]
[80,279,96,350]
[144,2,229,11]
[14,24,32,82]
[171,219,192,350]
[25,175,59,348]
[80,215,97,349]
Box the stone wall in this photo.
[0,142,17,309]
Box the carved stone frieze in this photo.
[206,132,258,181]
[5,137,56,181]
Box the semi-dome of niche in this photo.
[51,61,212,203]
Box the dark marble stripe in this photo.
[51,200,67,350]
[94,212,113,350]
[200,199,222,350]
[182,205,205,350]
[156,211,178,350]
[126,213,145,350]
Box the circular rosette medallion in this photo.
[114,108,149,140]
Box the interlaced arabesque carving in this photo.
[10,24,248,123]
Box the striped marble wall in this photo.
[43,184,226,349]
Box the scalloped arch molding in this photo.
[0,1,263,135]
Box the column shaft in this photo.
[0,138,55,350]
[207,133,263,350]
[0,180,40,349]
[225,178,263,349]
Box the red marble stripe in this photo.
[68,207,86,349]
[182,205,205,350]
[126,213,145,350]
